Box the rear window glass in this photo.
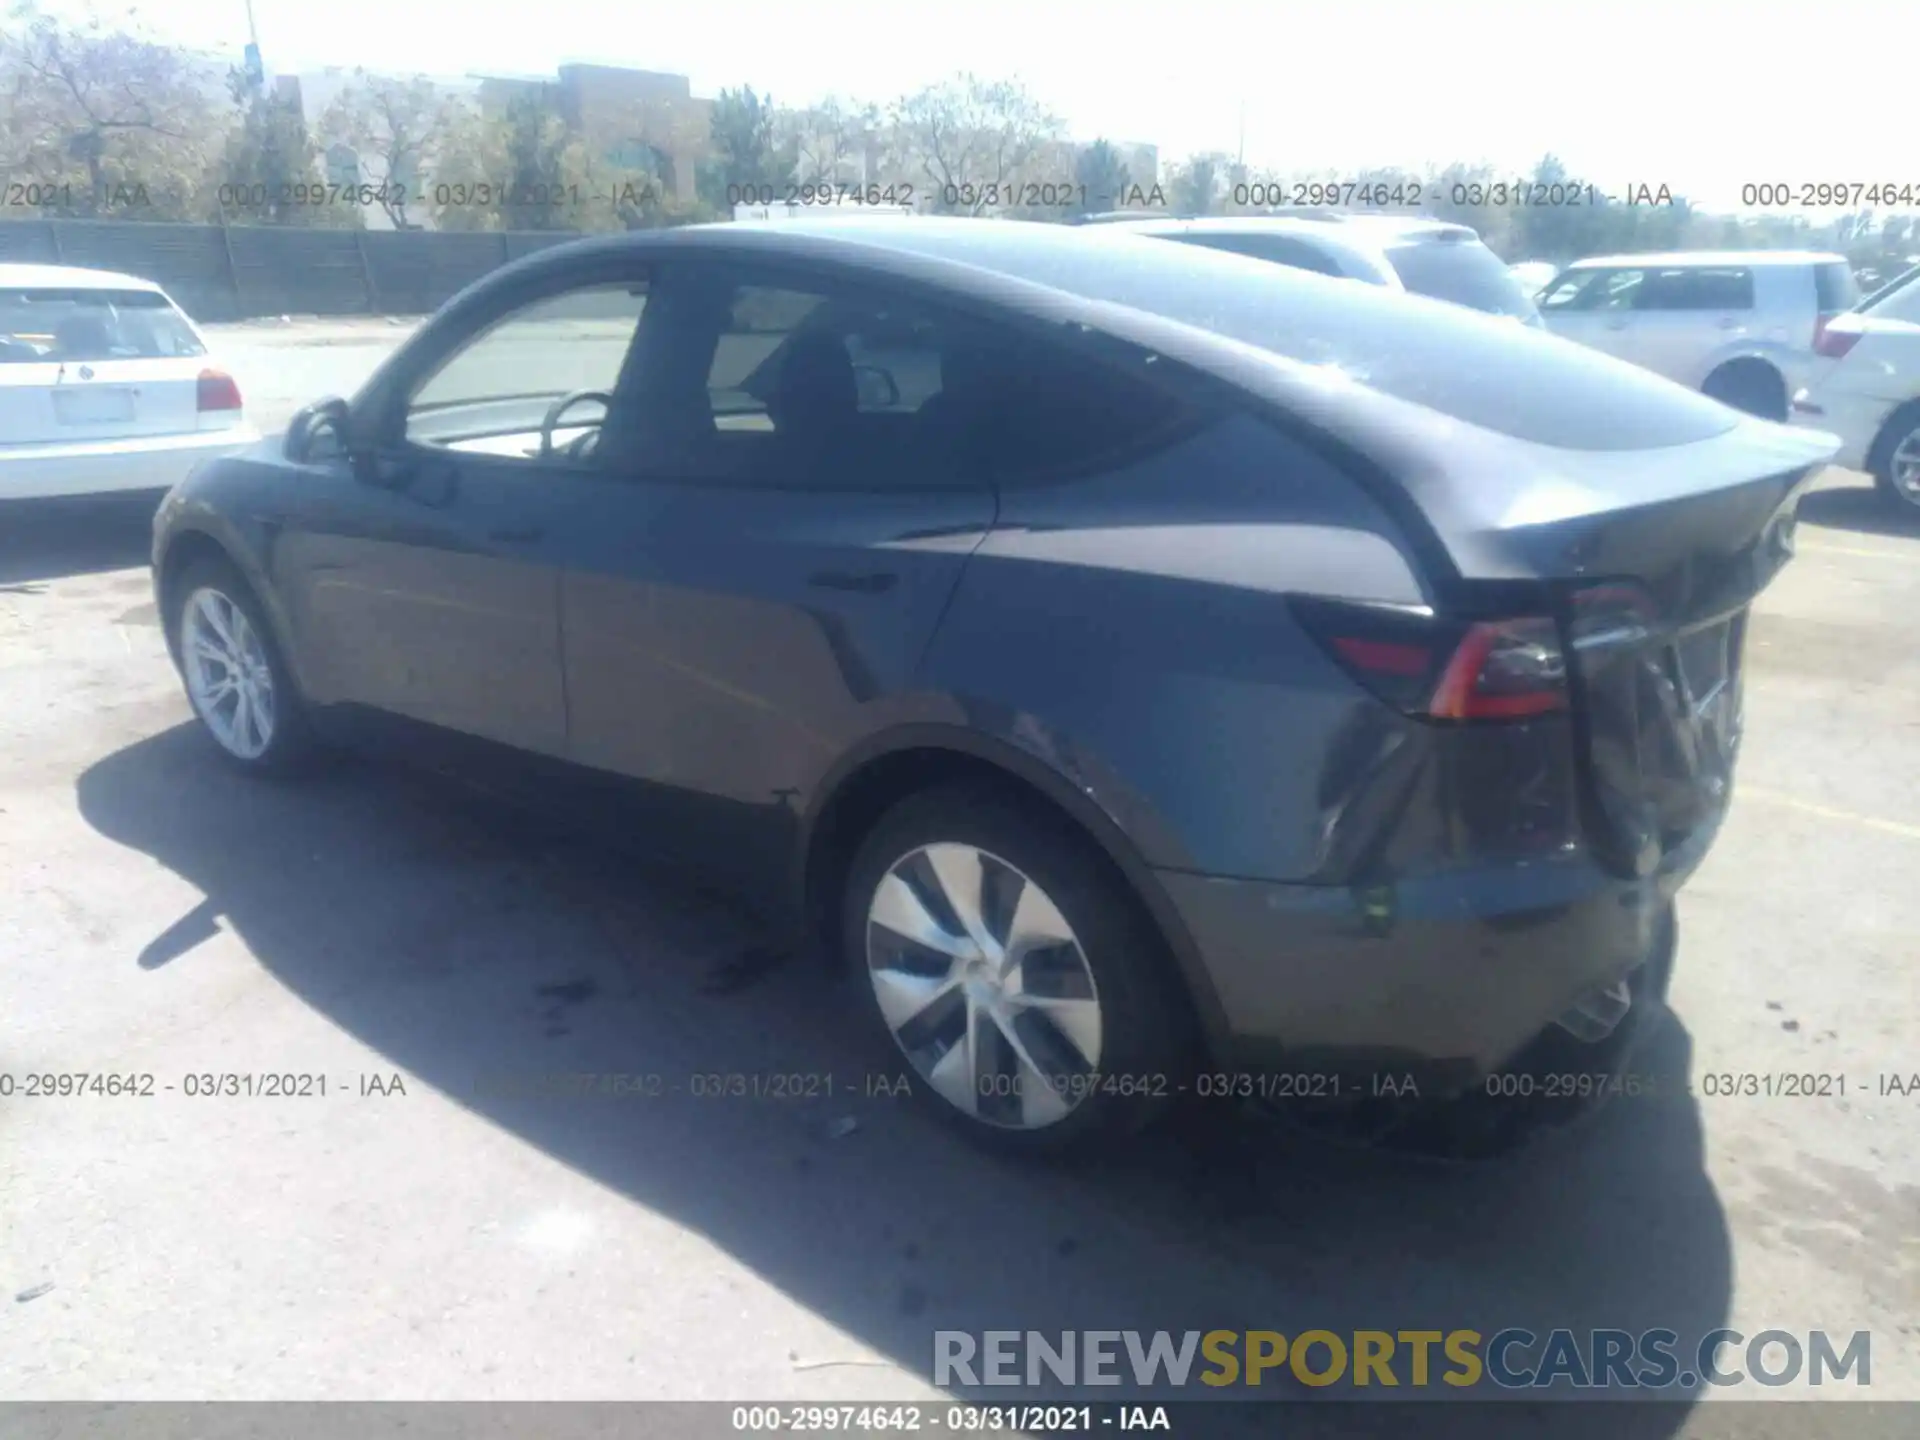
[851,224,1739,451]
[1384,239,1541,320]
[1815,262,1861,313]
[1174,233,1347,278]
[0,288,206,364]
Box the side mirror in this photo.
[286,396,350,464]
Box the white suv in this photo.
[1538,250,1858,420]
[1791,264,1920,511]
[0,263,256,501]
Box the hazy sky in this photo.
[58,0,1908,213]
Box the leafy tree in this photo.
[431,85,714,234]
[0,0,223,219]
[886,73,1064,215]
[700,84,795,206]
[1071,138,1130,216]
[318,72,466,228]
[218,69,348,226]
[1507,154,1595,263]
[1167,151,1230,215]
[430,87,584,231]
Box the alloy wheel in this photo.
[865,842,1103,1130]
[181,585,276,760]
[1891,427,1920,506]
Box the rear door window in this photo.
[635,266,1206,488]
[1384,240,1540,319]
[1634,267,1754,311]
[0,288,206,363]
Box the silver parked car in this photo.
[1538,250,1859,420]
[1101,214,1545,325]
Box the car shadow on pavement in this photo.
[0,494,165,587]
[78,726,1733,1435]
[1798,482,1920,539]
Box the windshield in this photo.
[0,287,206,363]
[1384,239,1543,322]
[1856,263,1920,314]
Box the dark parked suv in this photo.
[153,219,1838,1155]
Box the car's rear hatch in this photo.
[1531,436,1822,873]
[1079,245,1840,874]
[804,223,1845,871]
[0,284,223,446]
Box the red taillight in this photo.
[1329,636,1432,678]
[1427,618,1569,720]
[197,368,242,412]
[1813,319,1860,359]
[1294,598,1569,723]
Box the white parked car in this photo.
[1791,264,1920,511]
[1538,250,1858,420]
[0,264,256,501]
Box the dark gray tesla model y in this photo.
[152,217,1839,1156]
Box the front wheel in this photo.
[1871,403,1920,513]
[171,558,313,774]
[844,785,1192,1156]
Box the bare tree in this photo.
[318,71,467,228]
[0,0,224,218]
[886,73,1063,214]
[784,96,880,186]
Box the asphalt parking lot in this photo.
[2,323,1917,1425]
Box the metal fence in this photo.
[0,220,586,321]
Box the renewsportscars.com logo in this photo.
[933,1328,1872,1391]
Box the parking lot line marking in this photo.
[1797,540,1916,561]
[1741,786,1920,841]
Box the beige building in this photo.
[481,64,712,205]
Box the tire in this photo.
[1701,363,1786,421]
[843,784,1193,1157]
[169,556,314,775]
[1868,402,1920,513]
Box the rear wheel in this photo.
[1701,362,1787,421]
[844,785,1191,1156]
[1869,402,1920,513]
[170,558,313,774]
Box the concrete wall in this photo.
[0,219,582,321]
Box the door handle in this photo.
[489,525,545,544]
[1716,317,1741,330]
[808,570,898,594]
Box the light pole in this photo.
[242,0,265,95]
